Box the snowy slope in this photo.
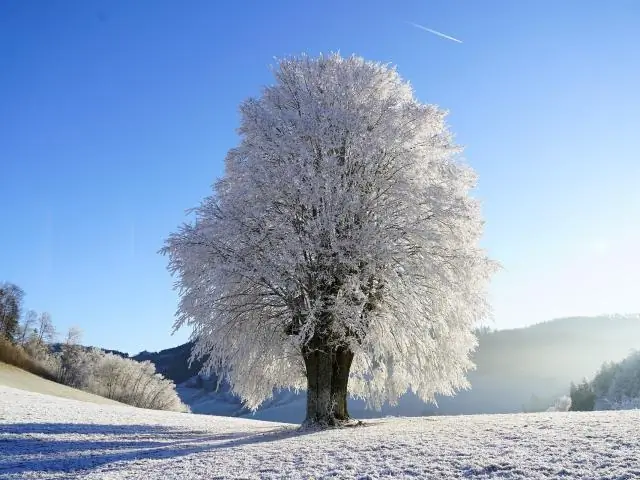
[2,385,639,479]
[0,362,122,406]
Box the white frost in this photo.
[2,386,640,479]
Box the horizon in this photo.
[2,1,639,355]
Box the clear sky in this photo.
[2,1,639,355]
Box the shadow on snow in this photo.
[0,423,307,475]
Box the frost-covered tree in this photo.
[606,350,640,404]
[569,351,640,411]
[16,309,38,346]
[163,54,495,425]
[55,326,89,387]
[35,312,56,345]
[0,283,25,342]
[21,312,56,362]
[591,361,621,398]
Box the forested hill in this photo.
[473,314,640,381]
[133,342,204,385]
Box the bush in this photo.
[569,380,596,411]
[0,337,56,381]
[42,343,188,412]
[547,395,572,412]
[53,346,101,389]
[2,330,188,413]
[89,353,188,412]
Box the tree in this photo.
[0,282,25,342]
[64,326,82,346]
[591,360,621,398]
[569,380,595,411]
[606,350,640,403]
[56,326,86,387]
[35,312,56,345]
[16,309,38,346]
[163,54,495,426]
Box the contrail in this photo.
[408,22,463,44]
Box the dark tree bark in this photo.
[302,333,355,426]
[331,346,354,421]
[302,336,334,426]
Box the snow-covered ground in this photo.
[1,385,639,479]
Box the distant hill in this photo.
[473,314,640,380]
[133,342,204,385]
[127,315,640,421]
[49,344,130,359]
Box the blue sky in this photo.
[2,1,639,354]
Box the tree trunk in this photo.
[303,334,355,426]
[331,346,353,421]
[302,337,334,426]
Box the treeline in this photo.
[569,350,640,411]
[0,281,188,412]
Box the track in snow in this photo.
[1,385,639,479]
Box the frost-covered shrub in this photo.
[23,337,52,365]
[546,395,571,412]
[20,337,188,412]
[54,346,100,388]
[523,393,571,413]
[53,329,101,388]
[90,353,188,412]
[4,319,186,412]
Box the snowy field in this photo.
[1,385,639,479]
